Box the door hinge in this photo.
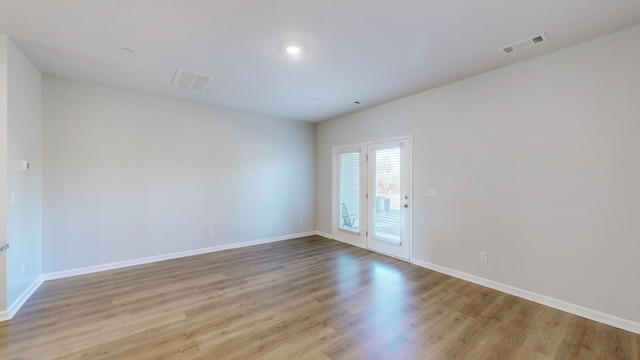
[365,154,368,161]
[366,193,368,199]
[366,231,368,237]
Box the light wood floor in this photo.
[1,236,638,359]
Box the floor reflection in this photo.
[336,252,361,295]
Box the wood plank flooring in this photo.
[1,236,638,359]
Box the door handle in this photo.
[404,204,409,208]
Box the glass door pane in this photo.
[373,147,401,244]
[339,152,360,233]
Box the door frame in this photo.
[331,135,413,261]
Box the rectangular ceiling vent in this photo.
[501,32,548,54]
[171,67,214,92]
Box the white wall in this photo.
[42,77,316,273]
[317,25,640,325]
[5,38,43,309]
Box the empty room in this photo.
[1,1,640,359]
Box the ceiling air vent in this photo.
[500,32,548,54]
[171,67,214,92]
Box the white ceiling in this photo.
[1,1,639,123]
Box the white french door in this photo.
[333,137,412,261]
[333,146,366,246]
[367,139,411,260]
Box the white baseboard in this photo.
[412,258,640,335]
[333,237,366,249]
[316,231,333,239]
[0,310,8,322]
[7,275,44,319]
[319,232,369,249]
[43,231,316,281]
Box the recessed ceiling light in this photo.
[286,45,302,55]
[280,40,306,57]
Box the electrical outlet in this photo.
[299,217,304,224]
[480,251,488,263]
[207,228,214,237]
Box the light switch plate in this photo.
[426,189,438,198]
